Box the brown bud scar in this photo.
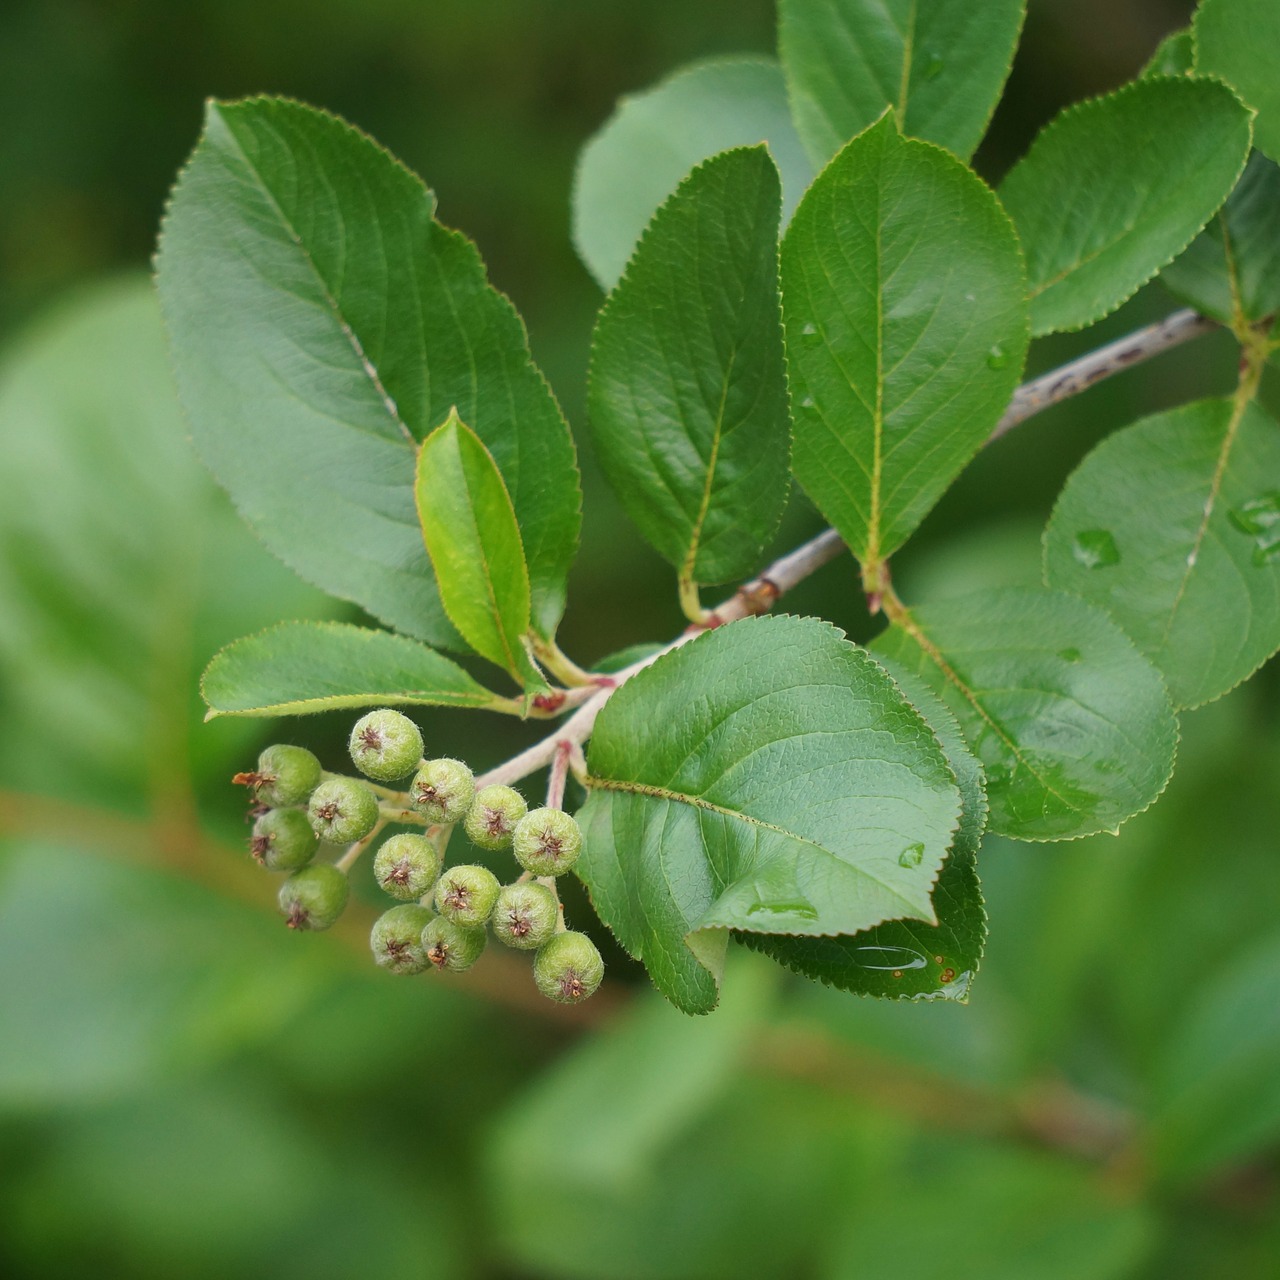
[314,801,341,823]
[559,971,586,1001]
[233,770,273,792]
[286,902,310,930]
[532,691,566,713]
[357,724,383,750]
[384,858,412,886]
[249,834,272,864]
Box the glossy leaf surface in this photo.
[415,412,541,688]
[1195,0,1280,163]
[573,59,813,291]
[576,615,962,1013]
[999,77,1252,335]
[752,668,987,1002]
[201,621,507,717]
[874,588,1178,842]
[781,115,1028,569]
[779,0,1025,165]
[156,96,580,647]
[1045,399,1280,709]
[588,147,790,585]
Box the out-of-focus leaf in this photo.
[156,96,580,647]
[778,0,1025,165]
[1045,399,1280,709]
[999,77,1251,335]
[588,146,790,587]
[0,278,332,806]
[573,58,813,290]
[577,615,962,1013]
[1195,0,1280,163]
[873,588,1178,841]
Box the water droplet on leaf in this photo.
[986,344,1008,370]
[800,322,818,339]
[898,842,925,868]
[1072,529,1120,568]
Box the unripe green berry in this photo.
[421,916,486,972]
[512,807,583,877]
[534,931,604,1004]
[410,757,475,825]
[243,744,322,807]
[434,863,501,927]
[463,784,527,851]
[349,708,424,782]
[491,882,558,950]
[370,904,434,974]
[307,777,380,844]
[278,863,349,931]
[373,833,441,902]
[250,807,319,873]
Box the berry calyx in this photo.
[534,931,604,1004]
[421,916,486,972]
[278,863,349,931]
[373,832,441,902]
[306,777,380,844]
[370,904,434,974]
[235,744,322,807]
[433,863,501,928]
[410,757,475,825]
[491,882,558,950]
[512,807,583,877]
[463,784,527,851]
[250,807,319,873]
[348,708,424,782]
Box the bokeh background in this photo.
[2,1,1278,1276]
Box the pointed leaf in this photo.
[155,96,580,648]
[573,58,813,291]
[575,615,963,1014]
[1045,399,1280,709]
[872,587,1178,842]
[751,666,987,1002]
[201,621,510,718]
[1161,151,1280,326]
[781,115,1028,569]
[1142,28,1195,78]
[779,0,1025,165]
[588,147,790,586]
[999,77,1252,336]
[415,412,541,688]
[1195,0,1280,163]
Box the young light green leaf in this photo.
[872,587,1178,842]
[779,0,1025,165]
[781,114,1028,571]
[588,147,790,588]
[573,58,813,291]
[156,96,580,649]
[751,667,987,1003]
[1045,399,1280,710]
[1195,0,1280,163]
[1142,28,1195,78]
[575,614,963,1014]
[415,411,542,689]
[201,621,511,718]
[999,76,1252,336]
[1160,152,1280,326]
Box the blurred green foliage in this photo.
[3,1,1279,1278]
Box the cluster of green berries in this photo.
[236,708,604,1005]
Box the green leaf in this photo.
[1195,0,1280,163]
[576,614,963,1014]
[1142,28,1195,78]
[415,411,542,689]
[781,114,1028,570]
[587,147,790,587]
[573,58,814,291]
[999,76,1252,336]
[1044,399,1280,710]
[155,96,580,649]
[872,587,1179,842]
[201,621,510,718]
[1160,151,1280,326]
[778,0,1025,166]
[751,666,987,1002]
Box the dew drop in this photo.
[1058,647,1082,663]
[964,292,976,303]
[924,52,945,79]
[898,842,925,868]
[800,322,818,339]
[1072,529,1120,569]
[986,343,1008,370]
[800,396,815,409]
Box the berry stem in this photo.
[322,771,408,804]
[538,875,567,933]
[546,740,572,811]
[336,816,388,873]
